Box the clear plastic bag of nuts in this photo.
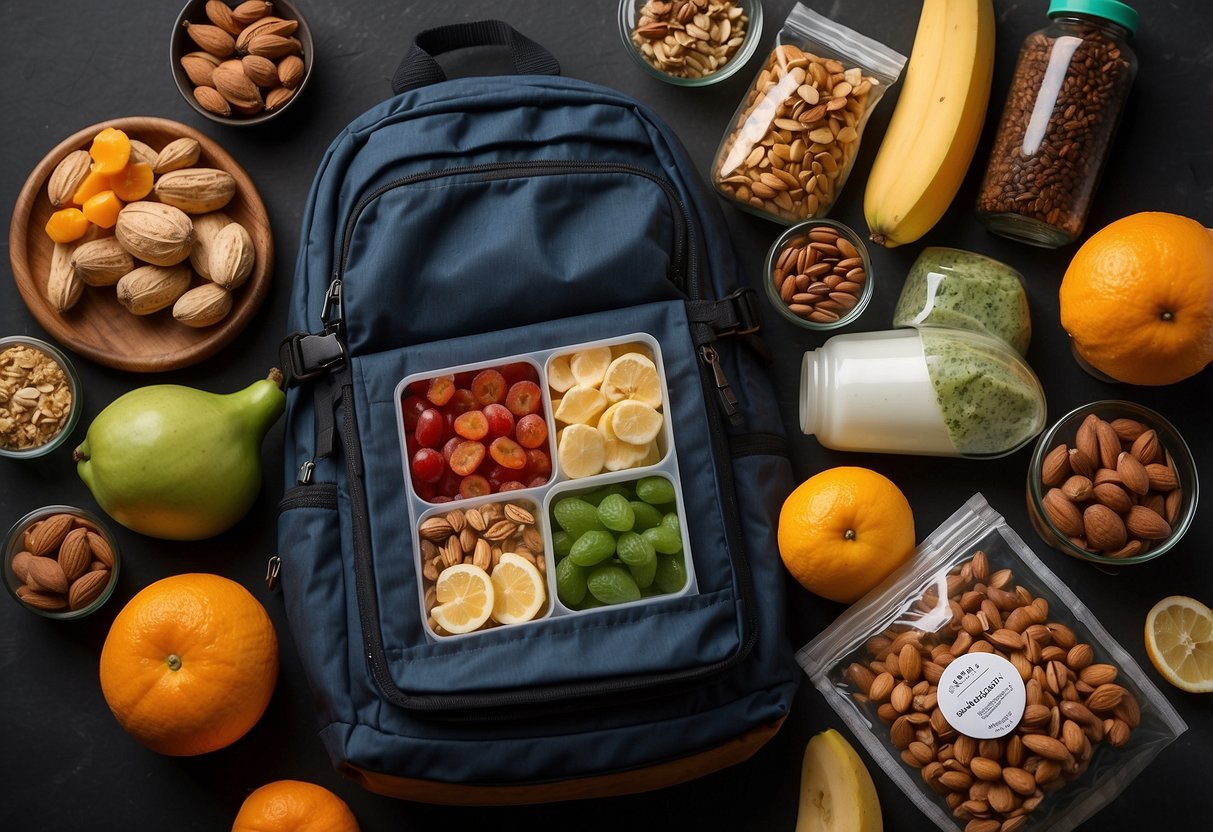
[711,3,905,224]
[798,494,1186,832]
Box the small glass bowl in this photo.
[618,0,763,87]
[1025,400,1198,566]
[763,218,874,331]
[0,336,82,460]
[3,505,121,620]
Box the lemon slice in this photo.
[598,404,656,471]
[490,553,547,624]
[431,564,494,635]
[611,341,655,362]
[608,400,664,445]
[569,347,613,388]
[600,352,663,408]
[554,385,608,425]
[546,353,577,393]
[558,422,606,479]
[1144,595,1213,692]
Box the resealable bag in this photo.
[798,494,1186,832]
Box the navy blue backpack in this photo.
[276,21,799,803]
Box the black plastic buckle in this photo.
[717,287,761,337]
[279,331,346,386]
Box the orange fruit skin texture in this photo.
[777,466,916,604]
[1060,212,1213,385]
[99,573,279,757]
[232,780,360,832]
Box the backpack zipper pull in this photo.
[297,459,315,485]
[265,555,281,591]
[699,344,740,424]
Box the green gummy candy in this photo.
[629,501,664,530]
[655,552,687,594]
[635,476,676,506]
[586,564,642,605]
[596,493,635,532]
[568,529,617,566]
[552,497,605,538]
[551,530,573,559]
[556,557,587,607]
[642,524,682,555]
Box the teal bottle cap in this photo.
[1048,0,1138,36]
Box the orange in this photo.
[232,780,360,832]
[99,573,278,756]
[777,466,915,604]
[1060,212,1213,385]
[1144,595,1213,693]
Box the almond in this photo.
[938,771,971,791]
[1020,733,1072,763]
[1092,467,1122,487]
[212,60,262,110]
[173,282,232,328]
[264,85,294,112]
[205,0,243,36]
[889,716,914,749]
[189,211,233,279]
[1129,429,1160,465]
[86,531,115,567]
[1145,463,1178,492]
[1083,503,1126,551]
[1104,539,1144,559]
[1075,414,1100,463]
[185,22,236,58]
[10,551,33,582]
[1059,474,1092,503]
[1001,766,1036,796]
[1094,419,1121,470]
[153,137,202,175]
[1042,488,1082,537]
[68,568,110,610]
[278,54,304,89]
[194,85,232,116]
[988,628,1024,651]
[115,201,195,266]
[1106,718,1131,747]
[232,0,274,27]
[241,54,279,87]
[1164,488,1184,525]
[246,33,301,59]
[1078,663,1117,687]
[236,16,299,52]
[1092,481,1132,514]
[47,150,92,209]
[26,555,69,594]
[1109,417,1146,442]
[1068,446,1096,478]
[1061,719,1086,756]
[47,241,84,313]
[1114,691,1141,728]
[209,222,255,289]
[26,513,74,555]
[868,671,894,702]
[1040,443,1070,486]
[71,237,135,287]
[1065,643,1094,671]
[1124,505,1171,540]
[1115,451,1149,495]
[1020,703,1050,727]
[899,643,922,683]
[16,585,67,611]
[155,168,237,214]
[57,527,91,581]
[1085,682,1126,712]
[418,516,454,542]
[117,265,192,315]
[970,757,1002,781]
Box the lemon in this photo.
[608,400,664,445]
[490,553,546,625]
[558,423,606,479]
[554,385,608,426]
[569,347,613,387]
[1144,595,1213,693]
[600,352,662,408]
[546,353,577,393]
[431,564,494,634]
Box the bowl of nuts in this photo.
[763,218,872,330]
[1026,400,1198,565]
[0,337,81,460]
[619,0,762,87]
[4,506,120,619]
[171,0,313,125]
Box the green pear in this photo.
[74,370,286,541]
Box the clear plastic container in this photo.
[394,333,696,641]
[799,328,1046,458]
[892,247,1032,356]
[0,336,81,459]
[976,0,1138,247]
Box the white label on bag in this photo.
[936,653,1026,739]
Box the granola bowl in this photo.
[0,336,81,460]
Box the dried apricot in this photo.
[82,191,123,229]
[89,127,131,174]
[45,208,90,243]
[110,162,154,202]
[72,169,113,206]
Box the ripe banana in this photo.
[864,0,995,247]
[795,729,883,832]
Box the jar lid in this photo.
[1047,0,1138,36]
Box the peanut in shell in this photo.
[115,202,194,266]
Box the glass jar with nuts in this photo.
[712,3,905,224]
[0,336,81,459]
[801,495,1187,832]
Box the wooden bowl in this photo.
[8,116,273,373]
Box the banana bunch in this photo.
[864,0,995,248]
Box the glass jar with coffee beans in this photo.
[976,1,1138,248]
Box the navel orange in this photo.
[232,780,360,832]
[99,573,278,756]
[1060,212,1213,385]
[777,467,916,604]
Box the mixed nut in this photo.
[845,550,1140,832]
[629,0,749,80]
[0,344,73,453]
[769,224,868,325]
[9,512,115,613]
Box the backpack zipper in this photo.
[324,161,758,715]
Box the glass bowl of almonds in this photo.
[1026,400,1198,566]
[619,0,762,87]
[3,506,120,620]
[0,336,81,460]
[763,218,873,331]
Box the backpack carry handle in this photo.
[391,20,561,94]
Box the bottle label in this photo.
[936,653,1026,739]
